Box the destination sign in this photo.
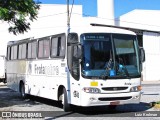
[84,34,110,41]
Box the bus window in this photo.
[11,46,14,60]
[38,40,43,58]
[43,39,50,58]
[28,42,32,58]
[22,44,26,59]
[11,45,17,60]
[59,35,66,57]
[18,44,22,59]
[38,38,50,58]
[32,41,37,58]
[51,34,66,58]
[7,47,11,60]
[51,37,58,57]
[18,43,26,59]
[28,41,37,59]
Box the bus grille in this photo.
[98,96,132,101]
[102,87,128,91]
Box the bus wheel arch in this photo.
[58,85,71,112]
[58,85,64,101]
[19,80,27,99]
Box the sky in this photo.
[37,0,160,18]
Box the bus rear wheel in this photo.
[62,88,71,112]
[20,83,27,99]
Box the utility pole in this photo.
[67,0,70,33]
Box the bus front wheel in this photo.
[108,105,117,111]
[62,88,71,112]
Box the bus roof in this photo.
[69,25,136,35]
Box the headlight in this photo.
[130,86,142,92]
[83,87,101,93]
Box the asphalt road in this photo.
[0,82,160,120]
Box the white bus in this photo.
[6,25,145,111]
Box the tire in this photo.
[62,88,71,112]
[3,79,7,84]
[108,105,117,111]
[20,83,27,99]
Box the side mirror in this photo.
[139,47,145,63]
[68,33,78,44]
[73,45,82,59]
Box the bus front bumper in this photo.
[80,92,141,107]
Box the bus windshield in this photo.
[81,33,140,79]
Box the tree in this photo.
[0,0,40,35]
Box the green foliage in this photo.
[0,0,40,35]
[156,101,160,104]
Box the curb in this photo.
[141,81,160,85]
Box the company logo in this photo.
[125,82,131,85]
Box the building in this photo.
[117,10,160,81]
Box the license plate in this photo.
[110,101,120,105]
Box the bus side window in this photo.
[7,47,11,60]
[22,44,26,59]
[18,43,27,59]
[11,45,17,60]
[51,34,66,58]
[28,41,37,59]
[59,35,66,58]
[38,38,50,58]
[28,43,32,58]
[18,44,22,59]
[38,40,44,58]
[32,41,37,58]
[43,39,50,58]
[11,46,14,60]
[51,37,58,57]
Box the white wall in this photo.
[118,10,160,32]
[143,32,160,81]
[118,9,160,81]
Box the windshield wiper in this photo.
[100,70,108,80]
[123,66,130,79]
[118,58,130,79]
[100,58,113,80]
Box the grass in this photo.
[150,101,160,109]
[155,101,160,104]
